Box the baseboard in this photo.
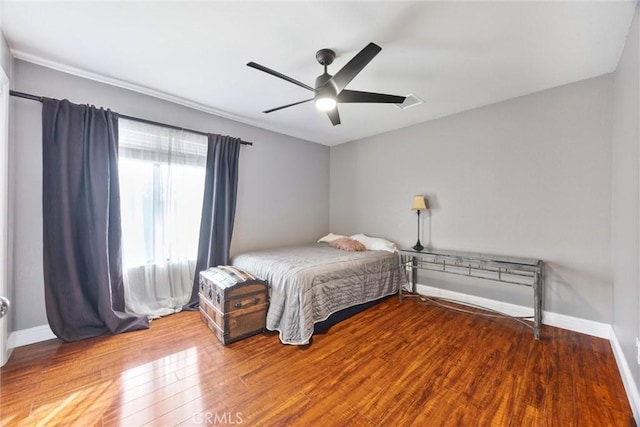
[541,310,612,339]
[609,330,640,424]
[415,284,611,338]
[7,324,56,348]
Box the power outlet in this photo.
[636,338,640,365]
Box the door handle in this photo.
[0,297,9,319]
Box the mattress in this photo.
[231,243,405,345]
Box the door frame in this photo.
[0,65,11,367]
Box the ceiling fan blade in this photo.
[247,62,315,92]
[263,98,314,114]
[328,43,382,93]
[326,107,341,126]
[337,90,406,104]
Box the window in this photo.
[118,119,207,317]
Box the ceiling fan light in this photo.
[315,96,337,111]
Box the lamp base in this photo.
[412,242,424,252]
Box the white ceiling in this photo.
[1,1,636,146]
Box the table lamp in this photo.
[411,195,427,251]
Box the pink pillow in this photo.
[330,237,366,252]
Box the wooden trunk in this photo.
[199,266,268,345]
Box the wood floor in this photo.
[0,296,635,426]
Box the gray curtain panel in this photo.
[186,134,241,308]
[42,98,149,341]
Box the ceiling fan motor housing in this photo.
[315,72,333,89]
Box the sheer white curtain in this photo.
[118,119,207,317]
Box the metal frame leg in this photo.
[399,255,418,301]
[411,256,418,294]
[399,255,406,301]
[533,262,543,340]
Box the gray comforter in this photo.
[231,243,405,345]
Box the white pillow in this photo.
[317,233,348,243]
[350,234,398,253]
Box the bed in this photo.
[231,241,405,345]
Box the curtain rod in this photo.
[9,90,253,146]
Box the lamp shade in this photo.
[411,195,427,211]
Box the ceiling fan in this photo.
[247,42,406,126]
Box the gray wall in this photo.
[612,3,640,400]
[10,60,330,330]
[331,75,613,322]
